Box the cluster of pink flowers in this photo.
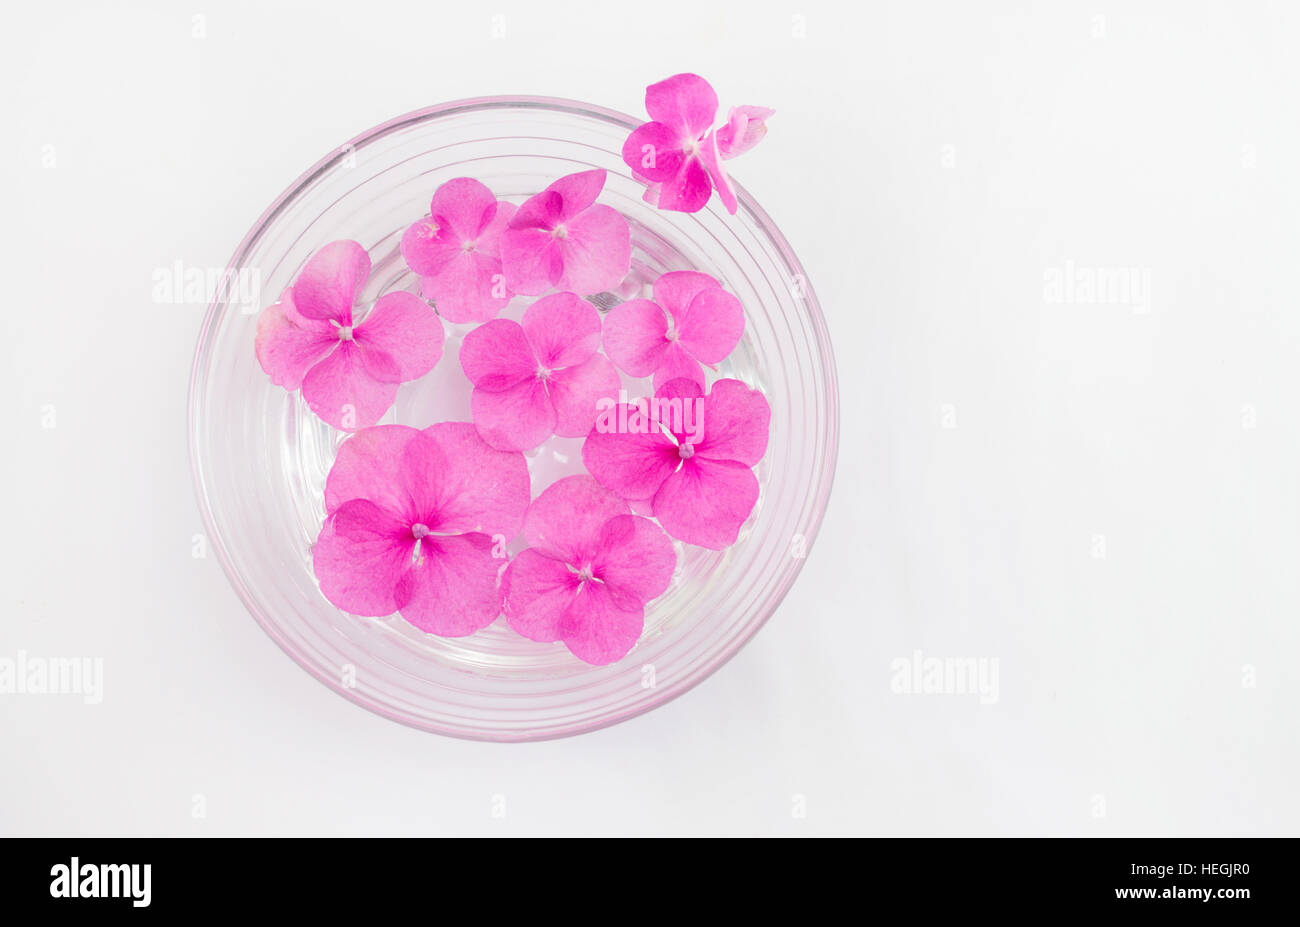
[254,76,773,665]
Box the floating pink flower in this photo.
[621,74,772,215]
[499,169,631,296]
[501,475,676,665]
[400,177,517,324]
[582,377,770,549]
[256,240,442,431]
[602,270,744,390]
[313,422,530,636]
[459,291,621,451]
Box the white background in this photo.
[3,0,1296,836]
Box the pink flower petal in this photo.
[459,319,537,392]
[644,73,718,140]
[522,292,601,370]
[313,498,413,617]
[324,424,423,516]
[700,130,738,215]
[716,105,774,159]
[592,514,676,605]
[429,177,499,240]
[479,200,516,249]
[656,156,713,213]
[652,456,759,549]
[400,217,458,278]
[301,340,399,431]
[621,121,687,184]
[420,421,530,538]
[324,426,446,524]
[255,288,337,390]
[543,169,607,223]
[653,270,720,319]
[421,250,512,323]
[582,416,679,502]
[395,532,503,636]
[396,429,448,526]
[548,353,621,438]
[694,377,771,466]
[655,377,705,404]
[499,226,561,295]
[555,204,631,295]
[676,284,744,364]
[523,475,630,564]
[559,580,645,665]
[501,548,579,643]
[292,240,370,323]
[470,376,556,451]
[602,298,670,376]
[356,343,401,385]
[651,342,705,393]
[509,170,605,230]
[651,375,705,447]
[510,189,564,231]
[354,290,443,381]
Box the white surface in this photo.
[2,0,1296,836]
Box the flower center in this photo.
[678,443,695,460]
[411,523,430,539]
[536,363,552,381]
[684,138,701,158]
[552,224,568,240]
[337,326,354,341]
[577,565,594,582]
[461,240,477,253]
[665,328,679,342]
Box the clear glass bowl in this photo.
[188,97,839,741]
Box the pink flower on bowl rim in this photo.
[716,105,775,159]
[459,291,621,452]
[313,422,530,636]
[501,475,677,665]
[256,240,443,431]
[400,177,517,324]
[499,169,631,296]
[602,270,744,391]
[582,377,770,550]
[621,74,772,215]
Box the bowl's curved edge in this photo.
[186,95,841,742]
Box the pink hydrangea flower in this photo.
[501,475,676,665]
[499,169,631,296]
[582,377,770,550]
[256,240,442,431]
[400,177,517,324]
[459,291,621,452]
[621,74,772,215]
[313,422,530,636]
[602,270,744,391]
